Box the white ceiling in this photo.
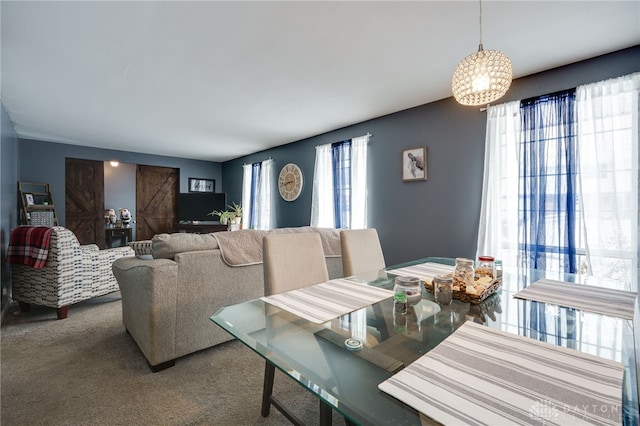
[2,1,639,162]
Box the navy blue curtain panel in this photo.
[518,89,578,273]
[249,162,261,229]
[331,141,351,229]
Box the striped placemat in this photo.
[514,279,637,320]
[261,278,393,324]
[379,321,624,425]
[386,262,454,281]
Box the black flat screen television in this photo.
[178,193,227,223]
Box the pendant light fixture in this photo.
[451,0,512,106]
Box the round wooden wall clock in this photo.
[278,163,303,201]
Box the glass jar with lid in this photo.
[433,274,453,305]
[453,258,475,293]
[475,256,496,280]
[393,276,422,306]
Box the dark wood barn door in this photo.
[65,158,105,246]
[136,165,179,241]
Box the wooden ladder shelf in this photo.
[18,181,59,226]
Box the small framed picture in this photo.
[402,146,427,181]
[25,193,35,206]
[188,178,215,193]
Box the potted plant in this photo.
[208,209,233,225]
[228,202,243,225]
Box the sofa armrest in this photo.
[104,245,135,257]
[81,245,134,287]
[82,246,133,264]
[112,257,180,367]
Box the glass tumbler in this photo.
[434,274,453,305]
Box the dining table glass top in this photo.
[210,257,639,425]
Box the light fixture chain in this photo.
[479,0,483,46]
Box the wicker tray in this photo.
[423,277,502,304]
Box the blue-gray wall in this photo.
[3,135,221,318]
[223,46,640,266]
[1,102,19,319]
[5,46,640,288]
[18,139,223,226]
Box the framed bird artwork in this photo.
[402,146,427,181]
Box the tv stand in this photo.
[174,222,227,234]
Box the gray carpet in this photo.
[1,293,346,425]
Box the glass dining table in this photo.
[210,257,639,425]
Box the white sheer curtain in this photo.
[576,72,640,291]
[241,164,252,226]
[310,134,369,229]
[310,144,334,227]
[255,159,274,230]
[476,101,520,265]
[242,159,274,230]
[350,135,369,229]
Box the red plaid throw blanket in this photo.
[7,226,56,268]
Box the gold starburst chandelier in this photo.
[451,0,512,106]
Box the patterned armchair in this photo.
[10,226,134,319]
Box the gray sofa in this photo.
[112,227,343,371]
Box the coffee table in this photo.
[210,257,639,425]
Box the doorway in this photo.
[65,158,105,246]
[65,160,179,246]
[136,165,179,241]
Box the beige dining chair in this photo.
[261,232,330,423]
[340,228,386,277]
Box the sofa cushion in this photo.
[152,233,219,259]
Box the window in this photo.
[478,72,639,291]
[310,134,369,229]
[242,159,274,230]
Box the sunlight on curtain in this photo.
[241,164,252,226]
[576,72,640,291]
[255,159,274,230]
[476,101,520,264]
[351,135,369,229]
[311,144,334,227]
[242,159,274,230]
